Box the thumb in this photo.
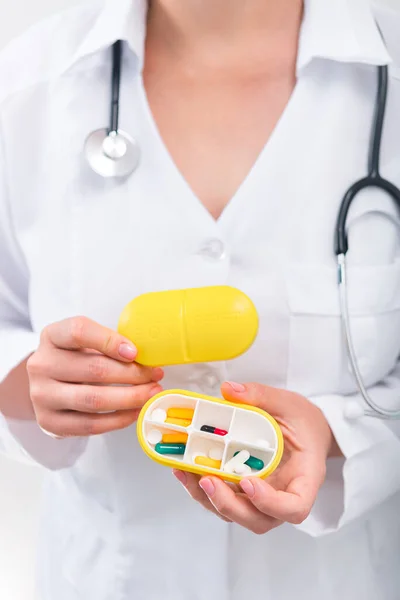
[221,381,285,417]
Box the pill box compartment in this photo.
[143,423,188,462]
[147,393,197,424]
[139,390,283,481]
[184,433,225,470]
[223,441,274,474]
[228,408,278,449]
[192,400,234,435]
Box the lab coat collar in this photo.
[297,0,392,72]
[68,0,148,70]
[67,0,391,74]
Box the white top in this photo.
[1,0,400,598]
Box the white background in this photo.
[0,0,399,599]
[0,9,85,600]
[0,0,86,597]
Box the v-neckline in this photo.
[136,73,302,228]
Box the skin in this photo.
[174,382,342,534]
[1,318,163,436]
[144,0,303,219]
[0,0,342,532]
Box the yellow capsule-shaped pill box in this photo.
[137,390,284,483]
[118,286,258,366]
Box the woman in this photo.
[1,0,400,598]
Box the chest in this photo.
[142,65,296,219]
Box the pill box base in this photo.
[137,389,284,484]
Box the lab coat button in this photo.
[204,373,219,389]
[199,239,226,260]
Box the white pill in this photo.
[208,447,224,461]
[255,439,271,450]
[223,450,250,473]
[234,463,252,476]
[147,429,163,445]
[234,450,250,464]
[223,458,236,473]
[151,408,167,423]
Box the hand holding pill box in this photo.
[118,286,284,481]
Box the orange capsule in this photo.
[162,433,188,444]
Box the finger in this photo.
[40,349,163,384]
[44,317,138,362]
[41,381,163,413]
[220,381,287,417]
[173,471,232,523]
[239,470,323,525]
[36,407,141,438]
[199,476,280,534]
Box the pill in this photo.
[233,450,250,463]
[223,461,235,474]
[255,439,271,450]
[147,429,163,445]
[194,456,222,470]
[165,417,192,427]
[208,447,224,461]
[155,443,186,455]
[118,285,259,366]
[234,451,264,471]
[223,450,250,473]
[234,463,252,476]
[167,408,194,420]
[151,408,167,423]
[192,452,206,461]
[162,433,188,444]
[200,425,228,436]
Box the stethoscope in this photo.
[84,40,400,421]
[84,41,141,177]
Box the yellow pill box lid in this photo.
[137,390,284,483]
[118,286,258,366]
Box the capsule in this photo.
[118,286,259,366]
[194,456,222,470]
[234,451,264,471]
[165,417,192,427]
[162,433,188,444]
[224,450,250,473]
[200,425,228,436]
[155,443,186,455]
[167,408,194,421]
[234,463,252,476]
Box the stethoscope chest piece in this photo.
[84,128,140,178]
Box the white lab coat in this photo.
[1,0,400,598]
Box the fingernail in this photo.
[240,479,255,498]
[173,470,187,486]
[199,478,215,497]
[118,343,137,360]
[152,367,164,381]
[226,381,246,393]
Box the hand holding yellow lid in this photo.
[118,285,259,366]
